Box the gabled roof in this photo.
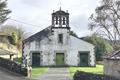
[104,50,120,60]
[24,26,52,43]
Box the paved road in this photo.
[0,67,27,80]
[35,68,73,80]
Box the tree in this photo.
[82,35,113,61]
[0,25,26,40]
[70,30,78,37]
[89,0,120,50]
[0,25,26,52]
[0,0,11,24]
[11,32,18,45]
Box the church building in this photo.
[22,9,95,67]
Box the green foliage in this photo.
[32,67,48,78]
[0,25,26,52]
[0,0,11,24]
[89,0,120,50]
[11,32,18,45]
[13,57,22,64]
[70,31,78,37]
[82,35,113,61]
[0,25,25,40]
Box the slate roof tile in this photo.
[24,26,52,43]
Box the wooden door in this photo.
[80,52,89,67]
[56,53,64,66]
[32,52,40,66]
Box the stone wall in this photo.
[74,71,119,80]
[104,59,120,79]
[0,57,27,76]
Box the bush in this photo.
[73,71,119,80]
[13,57,22,63]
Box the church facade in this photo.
[22,9,95,67]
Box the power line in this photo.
[8,18,41,28]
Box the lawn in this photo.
[32,67,49,78]
[68,65,103,76]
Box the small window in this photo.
[58,34,63,43]
[62,17,66,25]
[56,17,58,24]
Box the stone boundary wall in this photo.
[74,71,120,80]
[0,57,27,76]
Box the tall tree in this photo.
[89,0,120,50]
[0,0,11,24]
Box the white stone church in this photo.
[22,9,95,67]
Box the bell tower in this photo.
[52,8,69,28]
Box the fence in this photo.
[0,57,27,76]
[74,71,119,80]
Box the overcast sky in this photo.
[4,0,100,37]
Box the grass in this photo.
[32,67,49,78]
[68,65,103,76]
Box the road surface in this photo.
[35,68,73,80]
[0,67,27,80]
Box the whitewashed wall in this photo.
[22,28,95,66]
[68,36,95,66]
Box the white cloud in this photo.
[5,0,100,37]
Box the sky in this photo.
[4,0,100,37]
